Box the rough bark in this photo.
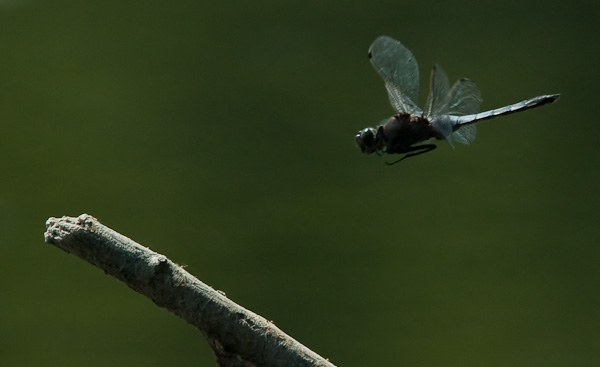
[44,214,336,367]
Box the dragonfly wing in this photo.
[449,78,481,115]
[369,36,422,115]
[424,65,451,119]
[452,124,477,144]
[448,78,482,145]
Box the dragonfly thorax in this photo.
[381,114,441,154]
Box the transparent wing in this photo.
[448,78,481,115]
[448,78,481,145]
[424,65,451,119]
[369,36,422,115]
[451,124,477,145]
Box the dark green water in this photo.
[1,1,598,366]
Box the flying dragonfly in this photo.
[355,35,560,164]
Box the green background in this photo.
[1,0,598,366]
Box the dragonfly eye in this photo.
[355,128,378,154]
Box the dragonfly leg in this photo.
[385,144,437,165]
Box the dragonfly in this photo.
[355,35,560,164]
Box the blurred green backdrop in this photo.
[1,0,598,366]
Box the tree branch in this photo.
[44,214,336,367]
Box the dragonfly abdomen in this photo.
[453,94,560,126]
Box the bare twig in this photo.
[44,214,336,367]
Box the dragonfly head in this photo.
[355,127,381,154]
